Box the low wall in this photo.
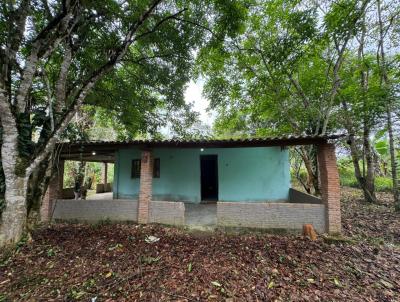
[96,183,113,193]
[62,185,114,199]
[149,201,185,225]
[288,188,322,204]
[51,199,185,225]
[52,199,138,222]
[217,202,326,233]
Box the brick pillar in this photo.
[317,143,341,234]
[138,150,153,224]
[102,162,108,186]
[41,160,64,222]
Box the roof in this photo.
[58,134,344,163]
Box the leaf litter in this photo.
[0,187,399,301]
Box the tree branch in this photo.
[54,42,72,113]
[171,16,215,35]
[0,0,31,104]
[133,8,186,42]
[26,0,167,176]
[15,0,78,113]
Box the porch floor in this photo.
[185,203,217,229]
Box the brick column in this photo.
[138,150,153,224]
[317,143,341,234]
[41,160,64,222]
[102,162,108,186]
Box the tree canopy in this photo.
[198,0,400,201]
[0,0,248,246]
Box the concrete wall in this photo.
[52,199,138,222]
[51,199,185,226]
[288,188,322,204]
[114,147,290,202]
[217,202,326,233]
[149,201,185,225]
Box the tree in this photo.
[375,0,400,208]
[198,0,368,195]
[0,0,247,246]
[338,53,387,203]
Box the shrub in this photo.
[339,166,359,188]
[375,177,392,192]
[339,170,392,192]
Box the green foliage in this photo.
[1,0,248,164]
[199,0,345,138]
[197,0,399,199]
[375,177,393,192]
[339,166,359,188]
[63,161,114,189]
[338,159,393,192]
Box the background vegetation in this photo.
[197,0,400,208]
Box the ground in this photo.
[1,188,399,301]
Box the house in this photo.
[42,135,342,234]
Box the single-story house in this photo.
[42,135,342,234]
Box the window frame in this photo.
[131,159,141,178]
[153,158,160,178]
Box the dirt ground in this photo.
[1,188,399,301]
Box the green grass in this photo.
[375,177,393,192]
[338,166,393,192]
[292,164,393,193]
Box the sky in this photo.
[184,79,215,127]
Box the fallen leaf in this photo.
[145,235,160,243]
[380,280,394,289]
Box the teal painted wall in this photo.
[114,147,290,202]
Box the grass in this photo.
[339,166,393,192]
[291,165,394,192]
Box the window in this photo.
[131,159,141,178]
[153,158,160,178]
[131,158,160,178]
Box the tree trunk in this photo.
[299,146,320,196]
[363,124,376,201]
[377,0,399,208]
[387,108,399,209]
[0,176,28,246]
[348,133,377,203]
[26,158,52,229]
[0,95,29,246]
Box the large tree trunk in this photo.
[0,109,29,245]
[0,176,28,246]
